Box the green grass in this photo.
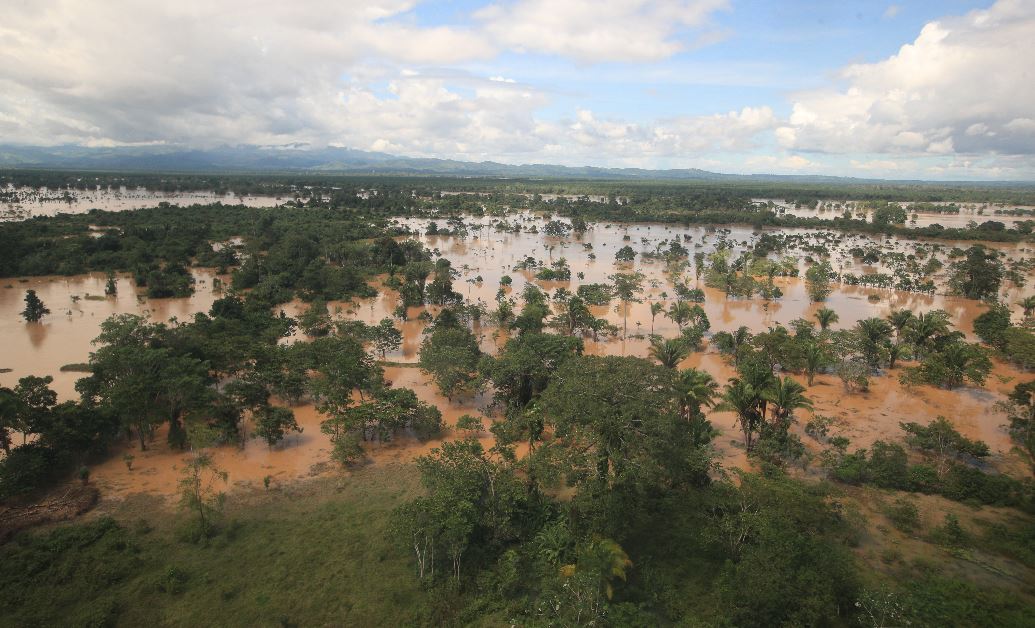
[0,464,435,628]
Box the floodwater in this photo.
[0,185,285,220]
[2,212,1033,498]
[762,198,1035,229]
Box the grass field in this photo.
[0,464,447,628]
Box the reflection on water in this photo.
[2,212,1033,498]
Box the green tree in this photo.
[764,376,812,426]
[719,378,764,451]
[805,261,834,302]
[973,303,1011,350]
[901,416,990,474]
[11,375,58,446]
[371,317,403,358]
[252,405,301,449]
[418,326,482,399]
[21,289,50,322]
[802,341,829,386]
[1020,296,1035,318]
[609,271,645,338]
[479,333,583,408]
[948,245,1003,300]
[178,452,228,539]
[649,301,663,334]
[814,307,839,330]
[104,271,118,296]
[904,342,992,389]
[856,317,893,369]
[649,336,688,369]
[539,356,690,500]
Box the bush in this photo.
[869,441,910,490]
[940,464,1023,507]
[884,498,921,534]
[831,450,869,485]
[0,443,61,500]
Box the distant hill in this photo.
[0,144,1031,186]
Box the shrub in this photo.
[869,441,910,490]
[832,450,869,485]
[884,498,921,534]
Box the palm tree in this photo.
[763,376,813,425]
[713,325,751,365]
[857,317,894,369]
[1020,296,1035,318]
[717,378,764,451]
[674,368,718,421]
[887,342,910,369]
[649,337,689,369]
[815,307,839,330]
[887,310,914,337]
[649,302,664,334]
[905,311,951,358]
[562,538,633,602]
[666,301,693,330]
[803,341,828,386]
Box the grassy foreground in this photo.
[0,465,446,628]
[2,463,1034,627]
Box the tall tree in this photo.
[609,272,645,339]
[21,289,50,322]
[948,245,1003,300]
[814,307,839,331]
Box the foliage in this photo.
[20,289,50,322]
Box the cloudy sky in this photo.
[1,0,1033,179]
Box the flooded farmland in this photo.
[0,185,285,220]
[3,210,1033,498]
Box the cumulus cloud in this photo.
[336,79,774,163]
[0,0,493,146]
[0,0,738,158]
[476,0,730,62]
[777,0,1035,158]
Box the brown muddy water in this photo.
[3,213,1033,498]
[1,185,285,220]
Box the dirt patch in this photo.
[0,484,99,543]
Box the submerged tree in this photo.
[814,307,839,331]
[21,290,49,322]
[609,271,645,339]
[804,261,834,302]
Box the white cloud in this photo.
[850,159,902,171]
[475,0,730,62]
[883,5,902,19]
[746,154,816,171]
[0,1,493,146]
[334,79,774,163]
[777,0,1035,157]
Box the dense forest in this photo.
[1,176,1034,626]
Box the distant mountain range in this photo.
[0,144,1031,186]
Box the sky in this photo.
[0,0,1033,180]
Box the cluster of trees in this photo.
[0,205,422,304]
[818,417,1031,509]
[0,285,433,498]
[710,307,992,394]
[396,332,862,623]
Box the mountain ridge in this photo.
[0,144,1031,186]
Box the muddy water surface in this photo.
[1,185,284,220]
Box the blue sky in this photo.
[1,0,1032,179]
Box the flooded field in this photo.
[0,185,284,220]
[3,212,1034,498]
[758,198,1035,229]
